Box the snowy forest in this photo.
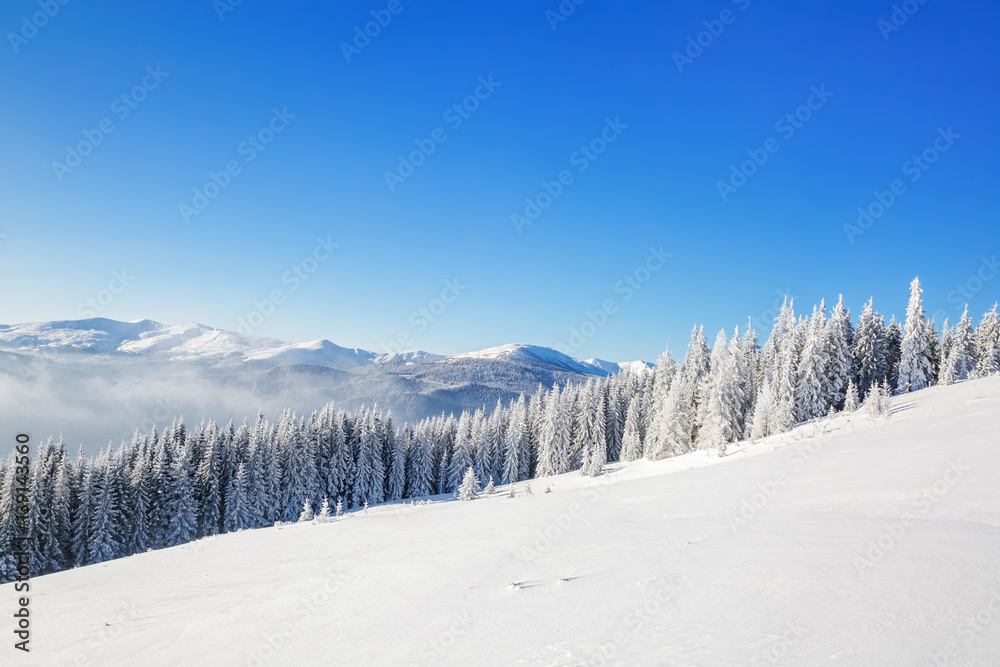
[2,277,999,583]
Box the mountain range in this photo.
[0,318,650,450]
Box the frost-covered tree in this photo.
[897,277,935,393]
[973,304,1000,377]
[619,395,644,461]
[298,498,314,522]
[165,454,197,548]
[843,379,860,412]
[827,295,853,408]
[698,329,743,450]
[537,385,572,476]
[950,305,976,381]
[864,379,891,421]
[582,389,608,476]
[502,395,530,484]
[458,467,480,501]
[224,462,249,533]
[796,306,830,421]
[853,299,888,398]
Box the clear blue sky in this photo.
[1,1,997,362]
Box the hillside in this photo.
[9,376,1000,666]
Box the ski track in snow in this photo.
[4,377,1000,666]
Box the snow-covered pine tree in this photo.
[619,395,644,461]
[298,498,313,522]
[509,394,533,484]
[537,384,572,476]
[165,452,197,547]
[897,277,935,393]
[973,304,1000,377]
[0,454,21,582]
[386,417,407,502]
[796,306,830,422]
[317,497,331,522]
[951,305,976,380]
[458,466,480,501]
[223,461,249,533]
[852,298,888,398]
[885,316,903,391]
[483,477,495,496]
[698,329,743,451]
[582,389,608,475]
[827,295,853,409]
[87,450,122,563]
[576,382,598,473]
[405,431,434,498]
[447,411,475,493]
[843,379,860,412]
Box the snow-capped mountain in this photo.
[0,318,434,370]
[582,358,655,375]
[0,318,647,451]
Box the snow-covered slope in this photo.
[13,377,1000,666]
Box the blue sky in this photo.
[1,1,997,362]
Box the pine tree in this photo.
[298,498,314,522]
[458,467,480,501]
[335,497,344,517]
[827,295,853,408]
[317,497,331,522]
[223,462,249,533]
[796,306,830,421]
[483,477,495,496]
[853,299,888,398]
[0,455,22,583]
[87,451,121,563]
[582,390,608,475]
[165,455,197,547]
[503,395,529,484]
[405,431,434,498]
[950,305,976,381]
[973,304,1000,377]
[897,277,935,393]
[619,395,644,461]
[843,379,860,412]
[537,385,572,476]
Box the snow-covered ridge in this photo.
[0,318,642,374]
[448,343,608,375]
[0,318,440,370]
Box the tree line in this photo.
[1,277,998,582]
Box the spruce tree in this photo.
[897,277,935,392]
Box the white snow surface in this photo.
[11,379,1000,666]
[583,358,655,375]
